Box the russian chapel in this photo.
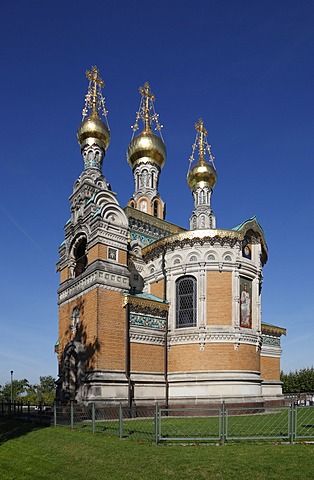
[56,67,285,406]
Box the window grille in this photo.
[176,276,197,328]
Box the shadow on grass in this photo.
[0,418,49,445]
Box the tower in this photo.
[127,82,166,219]
[56,67,130,402]
[187,119,217,230]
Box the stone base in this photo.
[62,369,284,407]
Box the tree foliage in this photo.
[0,376,56,404]
[281,367,314,393]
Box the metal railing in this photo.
[2,401,314,445]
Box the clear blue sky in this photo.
[1,0,313,386]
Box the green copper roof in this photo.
[124,291,165,303]
[86,195,95,206]
[232,215,264,233]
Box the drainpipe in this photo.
[162,248,169,409]
[125,301,132,408]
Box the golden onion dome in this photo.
[77,115,110,151]
[187,157,217,190]
[127,131,166,170]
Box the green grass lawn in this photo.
[71,406,314,442]
[0,419,313,480]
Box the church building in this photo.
[56,66,286,406]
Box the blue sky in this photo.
[0,0,313,386]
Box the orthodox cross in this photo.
[82,66,108,120]
[139,82,155,133]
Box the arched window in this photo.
[199,190,206,204]
[153,200,159,217]
[74,237,87,277]
[176,276,197,328]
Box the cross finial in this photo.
[139,82,155,133]
[131,82,163,139]
[188,118,215,167]
[82,66,108,121]
[195,119,208,159]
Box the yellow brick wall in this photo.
[96,289,126,370]
[150,280,165,300]
[260,356,281,381]
[130,343,164,372]
[59,268,68,284]
[58,290,98,370]
[88,244,127,265]
[58,288,126,372]
[206,271,232,326]
[168,343,260,372]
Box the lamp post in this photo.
[10,370,14,404]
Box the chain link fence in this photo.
[2,401,314,445]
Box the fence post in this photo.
[119,402,123,439]
[221,401,226,446]
[70,401,74,429]
[27,402,30,422]
[290,403,295,444]
[54,403,57,427]
[154,401,159,446]
[92,403,95,434]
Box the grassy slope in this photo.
[0,420,313,480]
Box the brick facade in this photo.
[130,343,164,372]
[206,271,232,326]
[168,343,260,372]
[260,356,281,381]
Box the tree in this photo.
[38,376,56,404]
[281,367,314,393]
[0,379,30,402]
[0,376,56,404]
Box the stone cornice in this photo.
[58,264,129,304]
[261,323,286,337]
[130,328,165,345]
[143,229,243,261]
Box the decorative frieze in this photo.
[262,335,281,347]
[143,229,243,262]
[169,330,260,347]
[130,313,166,330]
[124,294,168,316]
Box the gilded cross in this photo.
[195,119,208,159]
[139,82,155,132]
[85,66,105,117]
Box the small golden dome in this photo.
[77,115,110,151]
[187,157,217,190]
[127,131,166,169]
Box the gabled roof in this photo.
[232,215,268,264]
